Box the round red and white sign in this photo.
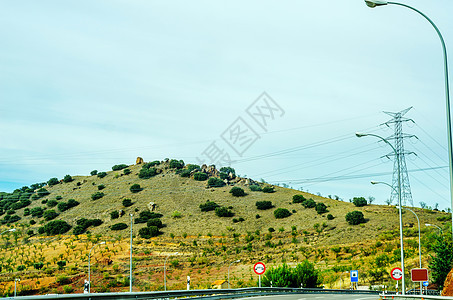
[391,267,403,281]
[254,262,266,275]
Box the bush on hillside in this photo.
[208,177,225,187]
[220,167,235,177]
[97,172,107,178]
[123,168,131,175]
[110,211,119,219]
[302,199,316,208]
[31,207,44,218]
[230,187,246,197]
[200,201,220,212]
[130,184,142,193]
[262,186,275,193]
[262,261,321,288]
[123,198,133,207]
[134,211,163,224]
[292,195,306,203]
[352,197,368,207]
[274,208,291,219]
[315,203,328,214]
[215,207,234,217]
[90,170,98,176]
[47,178,59,186]
[250,185,262,192]
[43,209,59,221]
[46,200,58,208]
[97,184,105,190]
[194,172,208,181]
[139,226,160,238]
[327,214,334,220]
[91,192,105,200]
[147,218,164,228]
[169,159,184,169]
[345,211,366,225]
[36,188,50,198]
[256,201,273,210]
[111,223,128,231]
[63,175,73,183]
[139,163,158,179]
[112,164,128,171]
[40,220,71,235]
[180,169,191,177]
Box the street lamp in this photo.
[88,241,106,293]
[0,228,16,235]
[14,278,20,297]
[425,223,443,234]
[164,252,179,291]
[364,0,452,243]
[129,213,133,293]
[228,259,241,289]
[357,132,406,294]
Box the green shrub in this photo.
[41,220,72,235]
[33,262,44,270]
[187,164,200,172]
[179,169,191,177]
[57,260,66,270]
[215,207,234,217]
[97,172,107,178]
[327,214,334,220]
[230,187,246,197]
[345,211,366,225]
[147,218,163,228]
[111,223,128,230]
[139,226,160,238]
[274,208,291,219]
[63,175,73,183]
[200,201,220,212]
[31,207,44,217]
[138,166,157,179]
[171,211,182,218]
[169,159,184,169]
[30,220,36,225]
[110,211,119,219]
[47,177,59,186]
[122,199,133,207]
[17,265,26,271]
[90,170,98,176]
[262,261,321,288]
[194,172,208,181]
[98,184,105,190]
[352,197,367,207]
[24,208,30,216]
[315,203,328,214]
[208,177,225,187]
[112,164,128,171]
[292,195,306,203]
[134,211,163,223]
[220,167,235,177]
[55,195,63,200]
[302,199,316,208]
[268,227,275,232]
[250,185,262,192]
[123,168,131,175]
[43,209,59,221]
[91,192,105,200]
[37,188,50,198]
[256,201,273,210]
[262,186,275,193]
[130,184,142,193]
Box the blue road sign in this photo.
[351,270,358,283]
[423,281,429,287]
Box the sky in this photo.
[1,0,453,210]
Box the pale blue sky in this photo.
[1,0,452,209]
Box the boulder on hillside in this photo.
[136,157,144,164]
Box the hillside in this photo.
[0,158,450,296]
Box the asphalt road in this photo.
[238,294,380,300]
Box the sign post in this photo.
[350,270,358,290]
[254,262,266,287]
[187,276,190,290]
[391,267,403,294]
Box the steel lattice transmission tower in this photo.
[383,107,416,207]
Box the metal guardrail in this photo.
[1,287,381,300]
[381,293,451,300]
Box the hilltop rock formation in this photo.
[136,157,144,164]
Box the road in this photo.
[238,294,380,300]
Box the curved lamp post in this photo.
[164,252,179,291]
[357,132,405,294]
[228,259,241,289]
[0,228,16,235]
[88,241,106,293]
[425,223,443,234]
[129,214,133,293]
[364,0,452,242]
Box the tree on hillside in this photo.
[430,233,453,288]
[352,197,367,207]
[262,261,321,288]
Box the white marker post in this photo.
[187,276,190,290]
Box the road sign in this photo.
[423,281,429,287]
[254,262,266,275]
[391,267,403,281]
[411,268,428,282]
[350,270,358,283]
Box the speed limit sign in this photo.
[391,267,403,281]
[254,262,266,275]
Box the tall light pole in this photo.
[364,0,453,241]
[14,278,20,297]
[0,228,16,235]
[228,259,241,289]
[88,241,106,293]
[357,132,405,294]
[129,213,133,293]
[164,252,179,291]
